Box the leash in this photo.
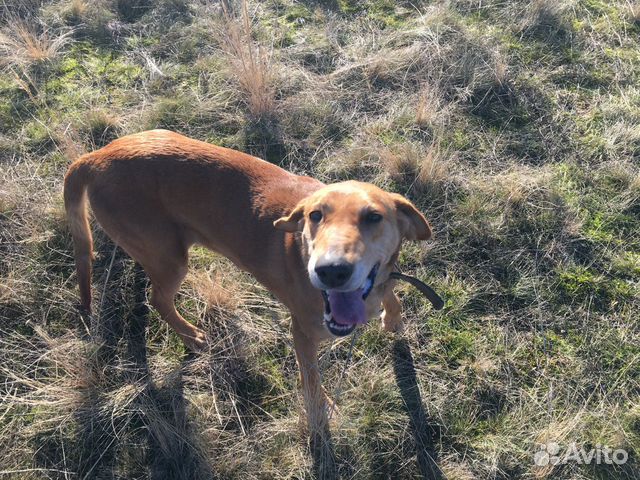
[388,272,445,310]
[328,328,359,420]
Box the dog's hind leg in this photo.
[115,238,206,351]
[140,247,207,352]
[92,224,203,351]
[89,191,206,351]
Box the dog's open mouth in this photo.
[322,264,378,337]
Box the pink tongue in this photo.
[327,289,366,325]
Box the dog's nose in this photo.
[315,262,354,289]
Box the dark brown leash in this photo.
[389,272,444,310]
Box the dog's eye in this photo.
[364,212,383,224]
[309,211,323,223]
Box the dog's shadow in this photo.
[392,338,443,480]
[67,245,214,479]
[310,423,338,480]
[309,338,444,480]
[38,241,441,479]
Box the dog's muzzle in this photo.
[319,266,445,337]
[321,264,378,337]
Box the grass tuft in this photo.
[0,21,73,69]
[220,0,276,121]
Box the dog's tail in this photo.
[63,157,95,313]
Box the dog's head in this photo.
[274,181,431,336]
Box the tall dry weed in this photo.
[220,0,275,120]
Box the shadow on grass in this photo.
[311,425,337,480]
[65,245,134,480]
[36,242,216,479]
[392,338,443,480]
[299,0,340,12]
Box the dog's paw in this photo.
[302,388,338,433]
[381,310,404,333]
[182,328,208,351]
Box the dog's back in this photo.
[64,129,322,315]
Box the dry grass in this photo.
[516,0,573,37]
[68,0,88,19]
[79,108,122,148]
[381,141,451,196]
[628,2,640,24]
[416,82,446,129]
[0,21,72,68]
[187,269,242,312]
[0,0,639,479]
[220,0,275,120]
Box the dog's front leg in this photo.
[381,280,403,332]
[291,319,331,431]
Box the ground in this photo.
[0,1,639,479]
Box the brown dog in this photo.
[64,129,431,414]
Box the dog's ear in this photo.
[391,194,431,241]
[274,201,306,232]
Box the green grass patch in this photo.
[555,266,635,310]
